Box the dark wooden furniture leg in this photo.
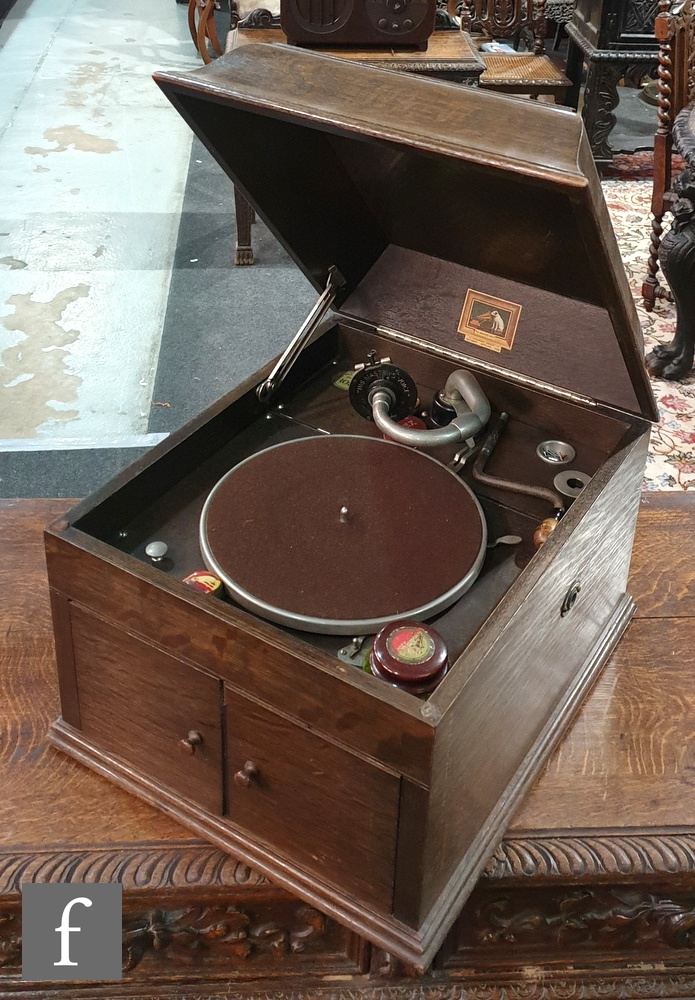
[581,60,624,164]
[643,9,674,313]
[564,35,583,110]
[647,168,695,380]
[234,187,255,266]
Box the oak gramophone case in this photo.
[45,46,657,970]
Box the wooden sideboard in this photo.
[2,493,695,999]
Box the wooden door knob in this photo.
[180,730,203,754]
[234,761,259,787]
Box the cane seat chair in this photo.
[460,0,572,100]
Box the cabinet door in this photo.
[69,604,223,813]
[225,687,401,914]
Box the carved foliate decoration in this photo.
[0,912,21,972]
[649,166,695,380]
[579,62,625,161]
[625,0,660,34]
[0,903,326,976]
[123,904,326,972]
[203,979,695,998]
[462,888,695,952]
[456,0,544,44]
[686,0,695,102]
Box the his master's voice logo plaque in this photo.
[21,883,122,981]
[457,289,522,354]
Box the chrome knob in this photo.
[145,540,168,563]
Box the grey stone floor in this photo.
[147,138,314,436]
[0,135,314,495]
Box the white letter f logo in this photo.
[54,897,92,966]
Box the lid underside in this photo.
[154,45,657,421]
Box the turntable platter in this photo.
[200,434,486,634]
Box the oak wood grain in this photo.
[153,45,658,422]
[510,491,695,834]
[510,615,695,831]
[39,405,648,967]
[225,688,401,912]
[627,491,695,618]
[419,432,647,924]
[0,501,217,854]
[8,494,691,859]
[44,532,435,786]
[69,603,224,814]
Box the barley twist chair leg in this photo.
[643,213,673,311]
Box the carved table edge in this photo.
[0,842,270,895]
[565,23,657,62]
[3,828,695,896]
[5,970,695,1000]
[485,828,695,881]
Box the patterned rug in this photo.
[602,155,695,490]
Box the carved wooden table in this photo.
[2,493,695,1000]
[226,28,485,264]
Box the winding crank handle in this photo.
[472,413,565,548]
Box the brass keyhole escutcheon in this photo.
[234,761,259,787]
[180,730,203,754]
[560,581,581,617]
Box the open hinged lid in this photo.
[154,45,657,422]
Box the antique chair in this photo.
[460,0,572,101]
[643,0,695,309]
[545,0,576,48]
[641,0,695,379]
[188,0,223,62]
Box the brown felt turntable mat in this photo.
[200,435,486,633]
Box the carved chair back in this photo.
[643,0,695,309]
[664,0,695,114]
[459,0,547,52]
